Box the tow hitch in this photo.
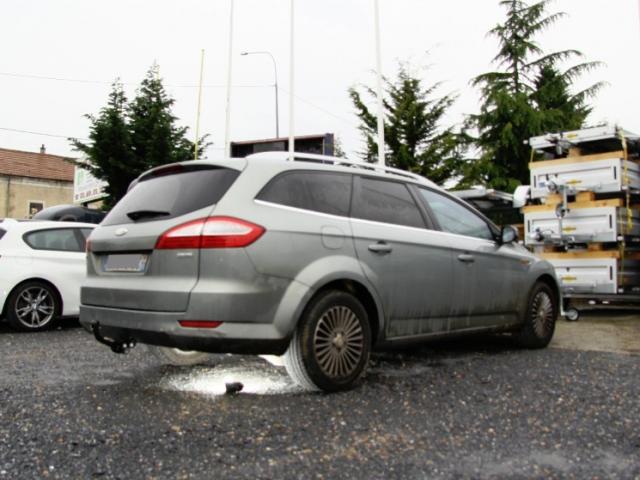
[91,322,136,354]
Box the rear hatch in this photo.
[83,162,242,312]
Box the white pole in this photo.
[288,0,295,161]
[374,0,385,166]
[224,0,235,158]
[194,49,205,160]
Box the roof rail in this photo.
[245,151,433,185]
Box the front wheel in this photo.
[6,281,60,332]
[284,290,371,392]
[514,282,558,348]
[148,346,212,366]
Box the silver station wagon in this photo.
[80,152,560,392]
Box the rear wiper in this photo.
[126,210,171,221]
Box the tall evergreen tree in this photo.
[532,63,604,134]
[72,64,208,208]
[469,0,603,191]
[71,82,137,208]
[127,63,201,170]
[350,65,467,186]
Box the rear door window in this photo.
[351,177,426,228]
[102,168,239,226]
[24,228,85,252]
[418,188,495,241]
[257,171,352,216]
[0,228,5,241]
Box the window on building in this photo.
[28,201,44,219]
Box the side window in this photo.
[352,177,425,228]
[419,188,494,241]
[23,228,85,252]
[257,171,352,216]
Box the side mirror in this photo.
[500,225,519,245]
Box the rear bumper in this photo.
[79,305,291,355]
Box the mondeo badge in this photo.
[115,228,128,237]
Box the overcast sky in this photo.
[1,0,639,160]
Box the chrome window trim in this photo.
[253,199,350,222]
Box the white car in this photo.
[0,219,94,331]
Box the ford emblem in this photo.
[115,228,128,237]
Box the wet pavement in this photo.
[0,316,639,479]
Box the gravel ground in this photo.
[0,320,639,479]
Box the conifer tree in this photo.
[72,64,208,208]
[469,0,604,190]
[350,65,467,186]
[71,82,136,208]
[127,64,201,170]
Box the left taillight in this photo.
[155,216,265,250]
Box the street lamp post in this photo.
[241,51,280,139]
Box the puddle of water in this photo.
[162,364,302,397]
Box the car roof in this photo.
[245,152,438,187]
[164,153,439,189]
[0,219,96,233]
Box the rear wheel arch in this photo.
[301,279,382,345]
[285,288,373,391]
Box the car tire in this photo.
[514,282,558,349]
[284,290,371,392]
[6,281,60,332]
[148,346,212,366]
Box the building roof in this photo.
[0,147,75,182]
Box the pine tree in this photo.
[350,65,467,186]
[532,63,605,134]
[470,0,603,191]
[127,63,204,170]
[71,64,209,208]
[71,82,137,208]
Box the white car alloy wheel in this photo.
[7,282,59,331]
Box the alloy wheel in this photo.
[531,291,554,338]
[14,286,55,329]
[313,305,365,378]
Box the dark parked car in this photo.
[33,205,106,224]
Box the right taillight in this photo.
[155,216,265,250]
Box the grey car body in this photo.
[80,152,559,391]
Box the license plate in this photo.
[102,254,149,273]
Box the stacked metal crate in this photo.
[523,125,640,298]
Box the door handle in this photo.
[368,242,393,254]
[457,254,475,263]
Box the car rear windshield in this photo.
[102,168,240,226]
